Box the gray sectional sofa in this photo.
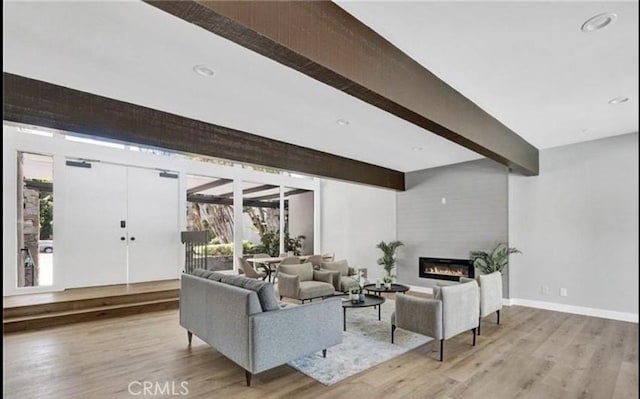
[180,269,343,386]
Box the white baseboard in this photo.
[509,298,638,323]
[502,298,514,306]
[405,285,637,323]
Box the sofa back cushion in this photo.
[192,268,226,281]
[279,263,314,282]
[321,259,349,276]
[220,274,280,312]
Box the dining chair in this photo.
[238,257,267,280]
[252,253,271,282]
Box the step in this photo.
[3,289,180,319]
[3,298,179,333]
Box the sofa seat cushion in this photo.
[340,276,360,292]
[220,274,279,312]
[298,281,335,300]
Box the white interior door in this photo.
[126,167,180,283]
[60,161,128,288]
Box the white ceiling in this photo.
[5,2,637,175]
[2,1,481,174]
[337,1,639,149]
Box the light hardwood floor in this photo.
[3,279,180,308]
[3,302,638,398]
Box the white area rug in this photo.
[288,298,432,385]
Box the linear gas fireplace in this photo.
[419,257,475,282]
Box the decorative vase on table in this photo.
[358,293,365,303]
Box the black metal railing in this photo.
[180,231,208,274]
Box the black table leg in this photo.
[378,303,381,321]
[343,308,347,331]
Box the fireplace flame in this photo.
[425,266,466,276]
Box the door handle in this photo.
[120,237,126,241]
[130,237,136,241]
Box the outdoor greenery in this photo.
[257,229,306,257]
[470,243,521,274]
[258,230,280,257]
[376,241,404,279]
[200,240,261,257]
[188,199,305,258]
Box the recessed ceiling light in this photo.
[581,13,617,32]
[412,146,423,151]
[193,65,215,77]
[608,96,629,104]
[336,119,350,126]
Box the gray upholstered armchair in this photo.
[391,280,480,361]
[477,271,503,335]
[277,263,336,303]
[320,259,365,293]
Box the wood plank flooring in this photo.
[3,279,180,307]
[3,280,180,332]
[3,301,638,398]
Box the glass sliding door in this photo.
[16,152,54,287]
[186,175,234,271]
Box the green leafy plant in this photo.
[349,285,362,295]
[256,229,306,257]
[469,243,521,274]
[257,230,280,257]
[284,231,305,256]
[376,240,404,279]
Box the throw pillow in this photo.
[240,279,280,312]
[220,274,280,312]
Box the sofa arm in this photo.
[395,294,443,340]
[277,272,299,299]
[249,298,343,373]
[313,269,335,286]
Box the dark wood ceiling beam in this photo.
[146,1,538,176]
[187,194,279,209]
[187,178,233,194]
[218,184,278,199]
[3,73,405,191]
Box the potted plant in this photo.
[349,285,362,303]
[382,275,393,289]
[376,240,404,282]
[469,242,521,274]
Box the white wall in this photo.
[288,191,314,255]
[397,159,508,292]
[320,179,397,281]
[509,133,638,320]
